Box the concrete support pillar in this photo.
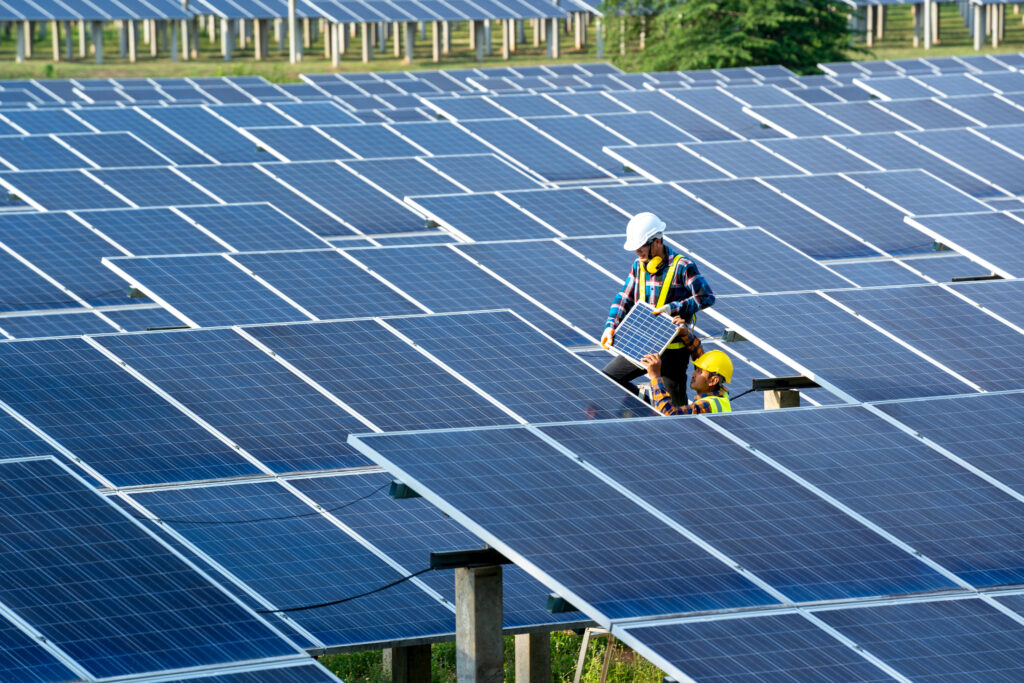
[515,633,551,683]
[118,19,127,57]
[339,22,347,54]
[931,0,939,43]
[127,19,136,62]
[288,1,297,62]
[392,19,401,56]
[639,14,645,49]
[64,21,72,59]
[238,18,246,49]
[221,17,233,60]
[595,16,603,57]
[877,5,885,39]
[484,18,492,53]
[91,20,102,63]
[974,3,983,49]
[517,18,525,44]
[383,644,432,683]
[765,390,800,410]
[170,18,178,60]
[378,21,385,53]
[191,17,200,58]
[442,19,450,53]
[274,18,282,49]
[473,20,483,61]
[468,18,476,48]
[455,565,503,683]
[23,20,32,58]
[547,16,559,58]
[150,19,158,56]
[15,21,24,63]
[254,18,264,59]
[302,16,311,47]
[360,21,371,62]
[532,17,540,46]
[912,3,920,47]
[180,19,189,60]
[923,0,931,48]
[403,20,414,63]
[51,19,60,60]
[431,19,440,61]
[866,5,873,46]
[328,22,337,65]
[78,19,86,57]
[573,12,582,49]
[500,18,509,59]
[993,3,1001,45]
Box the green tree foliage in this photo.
[603,0,861,73]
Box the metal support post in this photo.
[360,22,371,62]
[974,3,983,49]
[455,565,503,683]
[180,19,188,60]
[64,21,72,59]
[254,18,264,60]
[377,21,385,53]
[912,3,920,47]
[403,20,413,63]
[500,18,509,58]
[383,644,432,683]
[302,16,310,47]
[442,19,449,53]
[51,19,60,60]
[547,16,559,57]
[877,4,885,38]
[170,18,178,60]
[78,19,86,57]
[931,0,939,43]
[765,390,801,410]
[515,633,551,683]
[339,21,347,54]
[238,18,246,49]
[922,0,931,48]
[15,21,25,63]
[431,19,440,61]
[91,20,102,63]
[517,18,524,44]
[468,18,476,48]
[474,20,483,61]
[288,0,297,63]
[595,16,602,56]
[221,17,232,60]
[150,19,158,56]
[484,18,491,53]
[866,5,873,46]
[533,17,540,46]
[127,19,136,62]
[420,20,426,39]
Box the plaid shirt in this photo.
[650,382,730,416]
[605,246,715,332]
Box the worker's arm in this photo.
[666,260,715,321]
[669,324,705,362]
[605,264,639,334]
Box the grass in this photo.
[319,631,665,682]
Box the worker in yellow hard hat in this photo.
[640,347,733,416]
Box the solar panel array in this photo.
[2,53,1024,681]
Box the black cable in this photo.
[139,482,389,526]
[257,567,435,613]
[729,388,755,401]
[0,288,135,308]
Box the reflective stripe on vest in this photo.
[704,395,732,414]
[638,254,687,349]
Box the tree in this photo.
[604,0,860,74]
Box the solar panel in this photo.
[847,169,989,216]
[877,99,977,129]
[759,137,879,174]
[176,165,349,237]
[272,101,361,125]
[906,128,1024,196]
[89,167,220,207]
[824,259,929,287]
[942,94,1024,126]
[604,144,729,182]
[592,183,735,230]
[105,253,312,327]
[950,279,1024,328]
[0,310,119,338]
[746,104,854,137]
[145,106,266,163]
[460,118,609,181]
[178,203,331,251]
[73,108,213,164]
[918,76,989,97]
[607,90,739,141]
[101,305,188,332]
[0,247,84,312]
[0,615,81,682]
[0,108,91,133]
[386,120,492,155]
[904,212,1024,277]
[318,122,425,158]
[504,187,627,237]
[854,77,936,100]
[342,157,464,198]
[0,134,94,170]
[408,193,554,240]
[976,124,1024,154]
[525,115,629,176]
[244,126,355,162]
[721,84,797,107]
[96,326,373,472]
[587,111,694,146]
[901,254,992,282]
[422,153,541,192]
[667,88,782,139]
[686,140,803,177]
[209,104,295,128]
[714,291,976,400]
[546,91,630,115]
[0,457,299,677]
[973,71,1024,94]
[610,302,684,364]
[0,169,128,210]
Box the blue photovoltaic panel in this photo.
[209,104,294,128]
[508,188,626,237]
[611,302,685,364]
[879,392,1024,495]
[825,260,927,287]
[668,88,782,139]
[811,101,916,133]
[907,212,1024,277]
[0,411,60,461]
[0,458,296,679]
[747,104,854,137]
[0,169,128,210]
[351,425,773,620]
[345,245,587,346]
[526,115,629,176]
[949,279,1024,328]
[366,232,456,246]
[0,135,92,170]
[590,112,695,146]
[0,336,263,487]
[100,306,187,332]
[607,91,738,141]
[75,207,226,255]
[145,107,265,163]
[980,124,1024,154]
[973,71,1024,93]
[877,99,977,130]
[828,285,1024,392]
[265,161,422,234]
[245,318,516,431]
[411,193,554,240]
[764,174,930,255]
[669,228,852,292]
[57,131,170,168]
[0,616,79,683]
[833,132,1002,198]
[724,85,798,107]
[130,481,457,648]
[317,123,424,158]
[622,614,889,683]
[388,311,650,422]
[458,240,616,333]
[184,663,342,682]
[685,140,802,178]
[816,598,1024,680]
[73,108,212,164]
[460,118,607,181]
[606,144,728,182]
[760,137,879,174]
[292,472,583,630]
[96,327,372,472]
[424,96,508,120]
[916,74,992,96]
[715,291,976,400]
[106,253,311,327]
[0,311,118,338]
[0,250,81,312]
[544,418,953,601]
[422,154,540,192]
[491,94,566,117]
[592,183,735,230]
[245,126,354,162]
[547,92,630,114]
[0,108,91,133]
[855,77,936,100]
[233,250,423,320]
[907,128,1024,195]
[179,203,330,251]
[721,406,1024,587]
[0,211,139,306]
[89,167,219,207]
[786,88,842,104]
[387,120,492,155]
[901,254,991,282]
[266,102,360,125]
[943,94,1024,126]
[343,157,463,198]
[847,169,988,216]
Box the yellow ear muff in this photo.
[645,256,663,274]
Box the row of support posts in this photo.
[973,3,1010,49]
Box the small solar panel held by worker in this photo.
[612,302,683,366]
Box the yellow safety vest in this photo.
[702,394,731,413]
[638,254,687,350]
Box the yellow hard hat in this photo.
[693,350,733,384]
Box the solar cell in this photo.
[73,108,213,164]
[764,174,931,255]
[976,123,1024,154]
[847,169,989,216]
[318,123,426,158]
[0,169,128,210]
[587,111,694,146]
[96,327,373,471]
[592,183,735,230]
[265,161,423,234]
[209,104,295,128]
[604,144,728,182]
[0,457,297,677]
[526,115,629,175]
[973,71,1024,94]
[720,406,1024,586]
[178,203,331,251]
[244,126,354,162]
[950,278,1024,327]
[342,157,464,198]
[0,615,80,683]
[854,77,935,100]
[906,128,1024,195]
[177,164,349,237]
[721,84,797,107]
[105,253,312,327]
[145,107,265,163]
[350,424,772,622]
[422,154,541,192]
[905,212,1024,277]
[460,118,609,181]
[622,614,890,683]
[824,260,928,287]
[89,167,220,207]
[0,134,93,170]
[877,98,977,129]
[715,291,976,400]
[667,88,782,139]
[409,193,554,240]
[760,137,879,174]
[545,92,629,115]
[686,140,803,177]
[506,187,626,237]
[607,90,738,141]
[130,480,457,648]
[386,120,492,155]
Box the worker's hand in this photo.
[641,353,662,380]
[652,304,672,316]
[671,315,688,327]
[600,328,614,349]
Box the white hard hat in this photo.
[623,212,666,251]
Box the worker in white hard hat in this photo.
[601,212,716,406]
[641,348,733,416]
